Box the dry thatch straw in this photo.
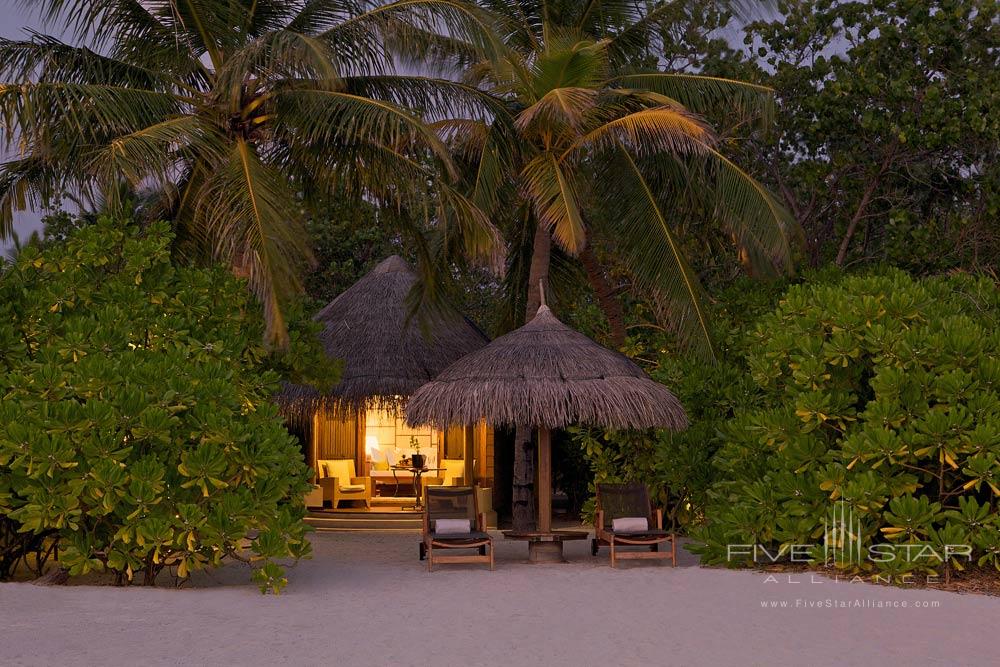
[278,255,489,420]
[406,305,688,431]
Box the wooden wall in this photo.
[311,410,361,478]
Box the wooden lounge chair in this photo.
[317,459,371,508]
[420,486,493,571]
[591,483,676,568]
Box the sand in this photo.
[1,531,996,666]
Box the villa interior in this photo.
[306,407,494,516]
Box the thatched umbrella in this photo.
[279,255,489,420]
[406,301,687,534]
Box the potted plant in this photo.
[409,436,425,469]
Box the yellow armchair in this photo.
[317,459,371,508]
[422,459,467,492]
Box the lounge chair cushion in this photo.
[339,484,366,492]
[611,528,671,538]
[612,517,648,532]
[434,518,471,534]
[429,530,490,542]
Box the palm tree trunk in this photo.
[512,222,551,531]
[580,246,626,347]
[525,222,550,316]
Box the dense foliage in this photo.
[0,219,322,592]
[691,271,1000,576]
[737,0,1000,271]
[566,278,783,529]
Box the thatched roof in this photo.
[279,255,489,417]
[406,305,688,431]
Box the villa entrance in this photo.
[308,407,493,512]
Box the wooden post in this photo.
[537,426,551,533]
[311,411,320,483]
[464,425,475,487]
[356,409,368,476]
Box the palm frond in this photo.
[599,145,716,359]
[88,116,227,211]
[275,87,456,176]
[516,86,599,134]
[319,0,502,75]
[282,136,502,269]
[431,117,517,219]
[611,73,775,126]
[0,34,169,89]
[476,0,543,54]
[0,81,179,148]
[216,30,342,103]
[528,37,608,97]
[433,176,506,271]
[193,139,312,347]
[28,0,172,49]
[467,121,518,218]
[566,104,714,161]
[286,0,363,34]
[697,146,796,274]
[521,152,586,254]
[605,0,773,69]
[340,74,504,122]
[0,156,67,237]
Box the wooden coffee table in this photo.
[502,530,589,563]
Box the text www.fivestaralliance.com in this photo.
[760,599,941,609]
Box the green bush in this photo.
[690,269,1000,576]
[0,218,318,592]
[569,278,783,530]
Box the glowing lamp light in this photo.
[365,435,379,457]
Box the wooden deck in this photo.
[306,500,423,531]
[306,494,498,532]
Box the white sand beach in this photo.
[1,531,995,667]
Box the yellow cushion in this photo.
[372,459,389,471]
[442,459,465,485]
[319,459,356,480]
[340,484,366,492]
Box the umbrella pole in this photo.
[537,427,551,533]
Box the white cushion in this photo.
[384,448,399,466]
[612,517,648,532]
[417,446,438,469]
[434,518,471,535]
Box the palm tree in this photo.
[445,0,796,529]
[0,0,503,346]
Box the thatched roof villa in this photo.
[279,256,496,515]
